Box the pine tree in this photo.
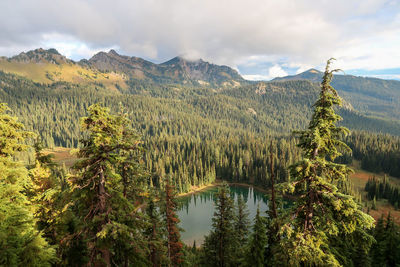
[370,215,386,266]
[68,104,148,266]
[146,192,167,267]
[265,144,281,266]
[246,206,268,267]
[277,59,375,266]
[0,103,56,266]
[28,139,67,246]
[234,195,250,263]
[202,182,236,267]
[164,176,184,266]
[382,213,400,266]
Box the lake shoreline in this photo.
[178,181,271,246]
[177,180,223,198]
[177,180,270,198]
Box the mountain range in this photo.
[0,48,399,147]
[0,48,244,89]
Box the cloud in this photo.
[0,0,399,76]
[268,65,288,78]
[242,74,272,81]
[242,65,288,80]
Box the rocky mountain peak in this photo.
[10,48,70,65]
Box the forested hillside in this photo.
[274,69,400,121]
[1,49,400,196]
[2,65,400,193]
[1,55,400,266]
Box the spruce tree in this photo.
[202,182,236,267]
[69,104,148,266]
[164,176,184,266]
[370,215,386,266]
[234,195,250,263]
[0,103,56,266]
[277,59,375,266]
[246,206,268,267]
[382,213,400,266]
[265,145,281,267]
[146,192,167,267]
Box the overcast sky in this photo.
[1,0,399,80]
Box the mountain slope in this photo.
[1,70,399,149]
[0,48,127,91]
[0,48,244,88]
[85,50,244,86]
[273,69,400,121]
[0,48,399,141]
[160,56,244,87]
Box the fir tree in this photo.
[277,59,375,266]
[0,103,56,266]
[246,206,268,267]
[146,192,167,267]
[382,213,400,266]
[234,195,250,263]
[202,182,236,267]
[265,144,281,267]
[370,215,386,266]
[69,104,148,266]
[164,176,184,266]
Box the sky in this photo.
[1,0,399,80]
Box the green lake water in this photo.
[177,185,270,246]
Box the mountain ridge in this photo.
[273,69,400,120]
[1,48,399,124]
[0,48,245,88]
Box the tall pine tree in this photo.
[277,59,375,266]
[164,176,184,266]
[246,206,268,267]
[234,195,250,264]
[69,104,148,266]
[146,191,168,267]
[202,182,236,267]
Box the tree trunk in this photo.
[269,143,278,219]
[96,167,111,267]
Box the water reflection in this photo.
[177,185,269,246]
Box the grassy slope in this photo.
[0,60,127,91]
[349,160,400,224]
[43,147,76,168]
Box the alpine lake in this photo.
[177,184,271,246]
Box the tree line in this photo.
[0,103,190,266]
[365,176,400,209]
[1,60,400,266]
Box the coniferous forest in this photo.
[2,56,400,267]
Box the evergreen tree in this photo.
[69,104,148,266]
[202,182,236,267]
[246,206,268,267]
[277,59,375,266]
[265,145,281,267]
[0,103,56,266]
[381,213,400,266]
[164,176,184,266]
[28,160,59,240]
[28,139,67,246]
[370,215,386,266]
[146,192,167,267]
[234,195,250,263]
